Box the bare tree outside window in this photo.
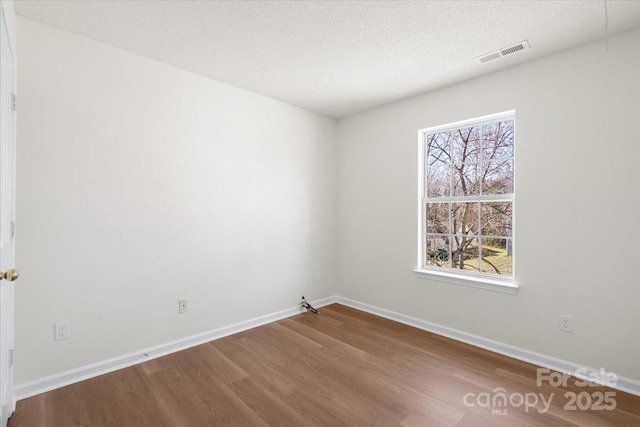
[423,117,514,276]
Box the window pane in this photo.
[427,132,452,166]
[452,163,480,196]
[450,236,480,271]
[451,202,478,235]
[482,158,513,195]
[426,235,449,268]
[482,120,514,160]
[426,203,449,234]
[426,165,450,197]
[451,127,481,164]
[480,238,513,276]
[480,202,512,237]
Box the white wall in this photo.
[15,18,336,384]
[337,29,640,381]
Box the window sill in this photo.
[413,269,518,295]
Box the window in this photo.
[416,111,517,294]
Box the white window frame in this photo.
[415,111,518,294]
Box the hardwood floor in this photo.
[9,304,640,426]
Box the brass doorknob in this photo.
[1,269,19,281]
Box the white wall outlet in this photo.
[178,299,188,314]
[559,315,572,332]
[54,321,70,341]
[314,272,321,284]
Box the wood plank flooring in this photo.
[9,304,640,426]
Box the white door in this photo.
[0,0,17,425]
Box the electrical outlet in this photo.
[559,315,572,332]
[54,321,70,341]
[314,273,321,284]
[178,299,188,314]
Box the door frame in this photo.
[0,0,17,424]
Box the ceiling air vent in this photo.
[477,40,530,64]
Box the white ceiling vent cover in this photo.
[477,41,530,64]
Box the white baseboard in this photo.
[334,296,640,397]
[14,295,337,400]
[15,295,640,400]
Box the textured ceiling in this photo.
[14,1,640,119]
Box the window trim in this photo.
[416,110,518,294]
